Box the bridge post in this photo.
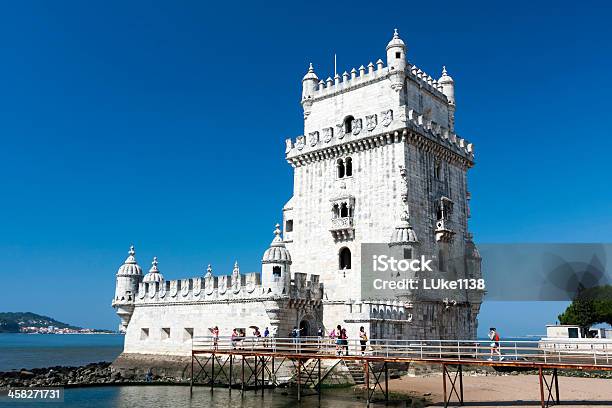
[254,354,258,393]
[261,356,265,396]
[365,358,370,405]
[228,354,233,392]
[385,361,389,403]
[190,353,194,397]
[241,356,245,393]
[318,357,322,400]
[554,368,559,404]
[442,364,448,407]
[297,358,301,402]
[210,353,215,392]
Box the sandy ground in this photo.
[387,374,612,407]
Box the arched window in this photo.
[340,203,348,217]
[344,116,354,134]
[337,159,345,178]
[345,157,352,177]
[339,247,351,270]
[332,203,340,218]
[272,266,282,277]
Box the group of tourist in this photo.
[210,324,370,356]
[328,325,368,356]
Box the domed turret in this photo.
[389,210,419,247]
[143,256,164,283]
[262,224,292,264]
[112,245,143,333]
[439,66,455,105]
[386,29,406,72]
[117,245,142,276]
[301,63,319,102]
[261,224,291,293]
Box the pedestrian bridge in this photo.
[190,336,612,407]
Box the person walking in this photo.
[335,325,342,356]
[263,326,270,348]
[359,326,368,356]
[340,328,349,356]
[212,326,219,351]
[231,328,239,349]
[488,327,504,361]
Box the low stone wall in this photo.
[111,353,192,379]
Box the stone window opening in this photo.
[345,157,353,177]
[161,327,171,340]
[339,247,352,270]
[337,159,345,178]
[344,115,354,134]
[184,328,194,341]
[340,203,349,218]
[272,266,282,277]
[403,247,413,260]
[434,161,442,180]
[332,203,340,218]
[140,328,149,340]
[395,52,401,59]
[285,219,293,232]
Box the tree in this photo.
[558,285,612,336]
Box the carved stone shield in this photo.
[366,114,377,131]
[336,124,345,139]
[181,279,190,297]
[193,278,202,296]
[309,131,319,147]
[352,118,362,135]
[296,135,305,150]
[170,280,178,297]
[323,127,333,143]
[382,109,393,127]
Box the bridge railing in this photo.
[192,336,612,367]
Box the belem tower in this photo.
[112,29,483,361]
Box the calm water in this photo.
[0,333,124,371]
[2,386,400,408]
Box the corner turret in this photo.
[301,63,319,118]
[112,245,142,333]
[386,29,406,72]
[261,223,291,294]
[438,66,455,131]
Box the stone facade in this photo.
[112,29,482,358]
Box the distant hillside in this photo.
[0,312,82,333]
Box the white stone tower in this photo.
[112,245,142,333]
[283,29,482,340]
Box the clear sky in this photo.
[1,1,610,336]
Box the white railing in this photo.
[192,336,612,367]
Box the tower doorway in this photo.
[299,319,310,337]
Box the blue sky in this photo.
[1,1,610,336]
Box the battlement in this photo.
[285,107,473,164]
[305,59,447,105]
[135,271,322,305]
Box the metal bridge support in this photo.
[364,360,389,405]
[442,363,464,407]
[538,367,560,407]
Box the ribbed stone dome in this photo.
[389,211,419,247]
[117,245,143,276]
[386,29,405,51]
[143,256,164,283]
[262,224,292,264]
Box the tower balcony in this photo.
[330,217,355,241]
[435,219,455,242]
